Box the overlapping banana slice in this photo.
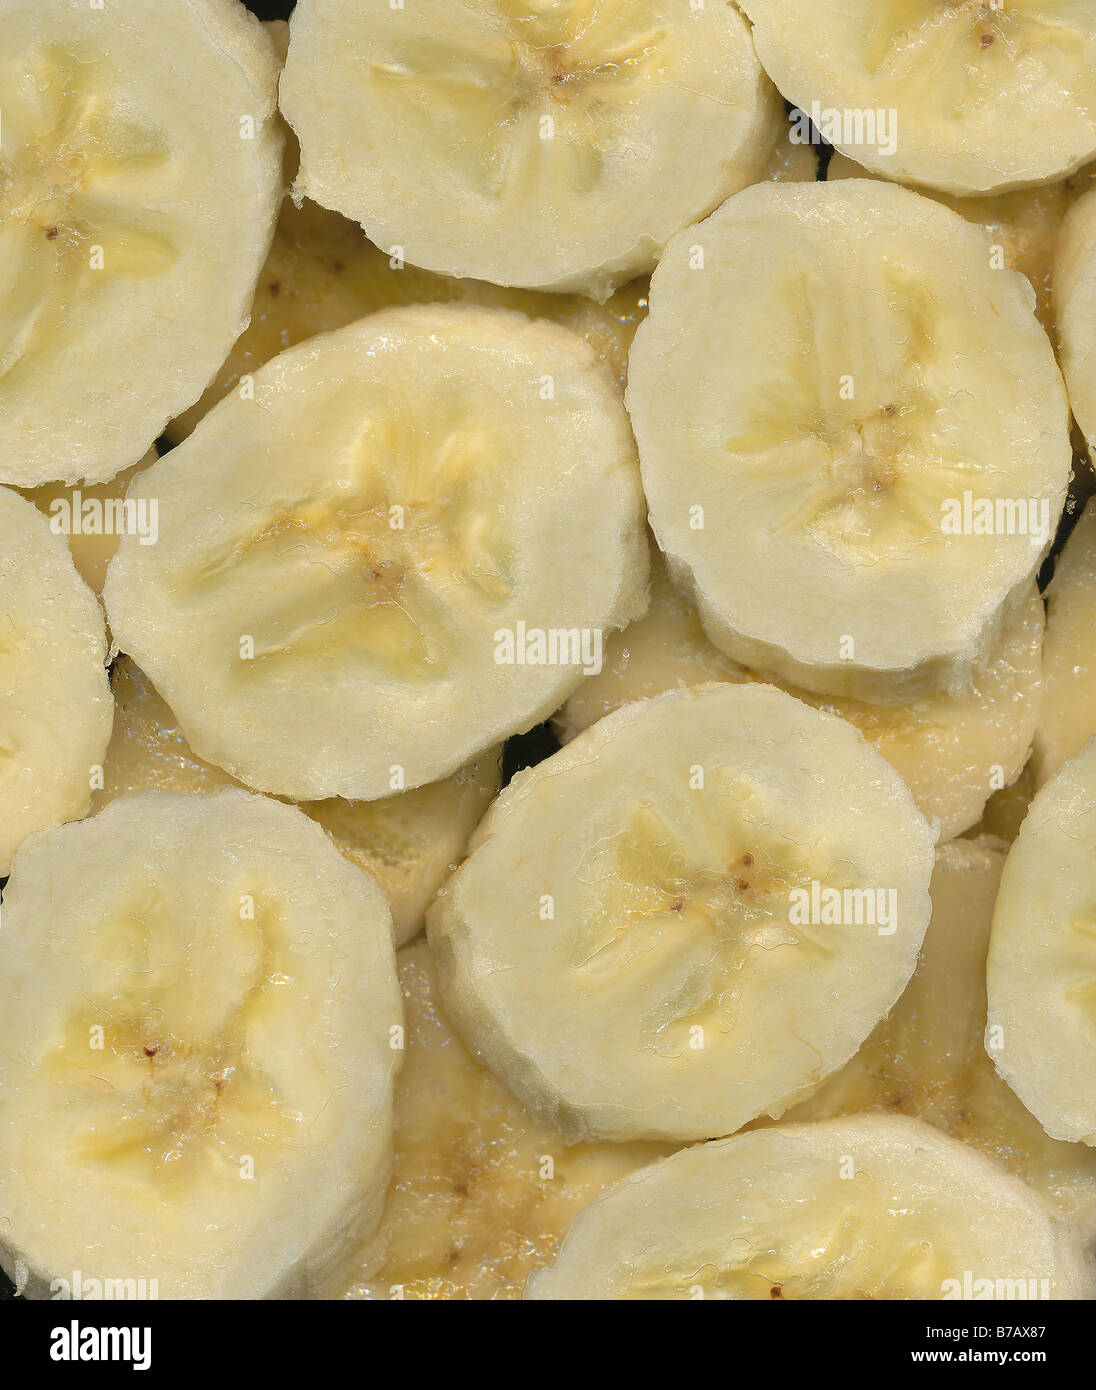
[767,838,1096,1238]
[0,0,282,486]
[525,1115,1095,1300]
[93,658,501,947]
[1033,501,1096,786]
[428,684,934,1143]
[628,179,1071,704]
[0,486,112,875]
[1055,188,1096,466]
[987,740,1096,1147]
[104,306,648,802]
[0,788,402,1300]
[345,941,671,1300]
[742,0,1096,195]
[279,0,781,300]
[557,551,1044,841]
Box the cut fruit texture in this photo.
[961,762,1037,847]
[92,658,501,948]
[429,684,935,1143]
[343,941,671,1301]
[0,0,283,486]
[987,740,1096,1147]
[1055,189,1096,467]
[1033,500,1096,786]
[279,0,782,300]
[525,1115,1095,1300]
[19,448,158,594]
[0,485,112,875]
[0,788,402,1300]
[105,305,648,802]
[628,179,1071,704]
[556,550,1044,842]
[742,0,1096,195]
[760,838,1096,1241]
[829,151,1096,335]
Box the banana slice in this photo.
[0,485,112,875]
[628,179,1070,704]
[741,0,1096,196]
[104,306,648,802]
[278,0,780,300]
[93,658,501,948]
[1033,501,1096,786]
[767,838,1096,1238]
[1055,188,1096,466]
[961,762,1037,846]
[0,787,402,1300]
[987,739,1096,1146]
[525,1115,1094,1300]
[345,941,671,1300]
[557,551,1044,842]
[20,449,157,594]
[0,0,282,486]
[166,196,651,444]
[428,683,934,1143]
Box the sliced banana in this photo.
[345,941,670,1300]
[93,658,501,947]
[166,196,651,443]
[987,739,1096,1146]
[1033,501,1096,786]
[0,0,282,486]
[279,0,780,300]
[20,449,157,594]
[742,0,1096,196]
[768,838,1096,1239]
[0,787,402,1300]
[557,551,1044,842]
[0,485,112,875]
[428,684,934,1143]
[628,179,1070,704]
[1055,188,1096,466]
[104,306,648,802]
[525,1115,1094,1300]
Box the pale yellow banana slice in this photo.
[104,306,648,801]
[279,0,780,301]
[428,684,934,1143]
[93,658,501,948]
[0,0,282,486]
[1055,187,1096,466]
[767,838,1096,1239]
[0,787,402,1300]
[0,485,112,875]
[525,1115,1095,1300]
[557,551,1044,842]
[1033,500,1096,786]
[628,179,1070,704]
[742,0,1096,195]
[344,941,671,1300]
[987,739,1096,1146]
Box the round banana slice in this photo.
[769,838,1096,1240]
[525,1115,1095,1300]
[0,486,112,875]
[987,739,1096,1146]
[278,0,780,300]
[741,0,1096,196]
[557,552,1044,841]
[93,658,501,948]
[1033,500,1096,787]
[428,684,934,1143]
[0,787,402,1300]
[104,306,648,802]
[0,0,282,486]
[628,179,1071,705]
[1055,188,1096,467]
